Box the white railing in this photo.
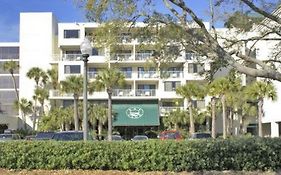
[112,53,133,61]
[63,54,83,61]
[135,89,156,96]
[88,72,98,79]
[165,71,184,78]
[186,53,201,60]
[50,90,73,97]
[120,71,132,78]
[160,107,184,115]
[112,89,134,97]
[138,71,158,78]
[135,52,153,60]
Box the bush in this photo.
[0,138,281,171]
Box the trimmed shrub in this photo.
[0,138,281,171]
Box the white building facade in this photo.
[0,12,280,137]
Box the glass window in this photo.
[64,30,80,38]
[0,61,19,74]
[0,47,19,60]
[188,63,204,73]
[0,76,19,88]
[0,91,18,115]
[164,81,180,91]
[64,65,81,74]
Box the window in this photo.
[188,63,204,73]
[64,30,80,38]
[192,100,205,109]
[0,47,19,60]
[164,81,180,91]
[0,76,19,89]
[64,65,81,74]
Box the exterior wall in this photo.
[0,42,20,130]
[19,12,57,128]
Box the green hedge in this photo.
[1,138,281,171]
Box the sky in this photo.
[0,0,211,42]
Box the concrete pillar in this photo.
[271,122,279,137]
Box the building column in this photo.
[271,122,279,137]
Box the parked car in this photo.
[190,132,211,139]
[158,130,183,140]
[105,135,123,141]
[131,135,149,141]
[0,134,21,141]
[52,131,93,141]
[34,131,55,140]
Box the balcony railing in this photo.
[135,52,153,61]
[50,90,73,97]
[117,36,132,43]
[112,89,134,97]
[138,71,159,78]
[135,89,156,96]
[120,71,132,78]
[112,53,133,61]
[160,107,184,115]
[88,72,99,79]
[62,54,82,61]
[165,71,183,78]
[186,53,200,60]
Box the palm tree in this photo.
[3,60,19,101]
[89,68,125,141]
[27,67,48,130]
[208,78,231,139]
[176,82,205,135]
[34,87,49,115]
[15,98,33,130]
[163,109,188,130]
[47,68,59,108]
[89,104,108,139]
[245,81,277,137]
[61,75,83,131]
[206,83,218,138]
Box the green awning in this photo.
[112,101,159,126]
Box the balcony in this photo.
[88,72,98,79]
[112,89,134,97]
[160,106,184,115]
[135,52,153,61]
[117,36,132,43]
[112,53,133,61]
[62,54,82,61]
[165,71,184,78]
[135,89,156,96]
[138,71,159,79]
[120,71,132,78]
[186,52,200,60]
[49,90,73,98]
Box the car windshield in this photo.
[133,136,148,140]
[0,134,12,140]
[52,132,83,141]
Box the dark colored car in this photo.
[0,134,21,141]
[131,135,149,141]
[52,131,90,141]
[34,131,55,140]
[190,132,211,139]
[159,130,183,140]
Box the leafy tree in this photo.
[3,60,19,101]
[89,68,125,141]
[34,87,49,115]
[176,82,205,135]
[245,81,277,137]
[79,0,281,82]
[15,98,33,130]
[89,104,108,139]
[61,75,83,131]
[47,67,59,108]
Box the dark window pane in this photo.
[64,65,81,74]
[0,47,19,60]
[64,30,80,38]
[0,76,19,88]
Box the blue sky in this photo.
[0,0,210,42]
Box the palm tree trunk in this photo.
[11,73,19,101]
[32,101,37,130]
[188,100,195,135]
[211,97,216,138]
[221,94,227,139]
[228,109,233,136]
[108,91,113,141]
[98,122,103,138]
[258,99,263,137]
[73,96,79,131]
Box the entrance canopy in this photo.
[112,100,159,126]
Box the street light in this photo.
[80,37,92,141]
